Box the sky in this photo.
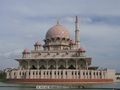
[0,0,120,72]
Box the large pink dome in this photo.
[46,24,70,39]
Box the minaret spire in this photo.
[56,18,60,25]
[57,20,59,25]
[75,16,80,49]
[75,16,78,23]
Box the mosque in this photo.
[6,16,116,84]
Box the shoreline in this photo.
[6,79,113,84]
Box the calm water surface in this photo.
[0,82,120,90]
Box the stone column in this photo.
[19,61,22,70]
[66,59,68,69]
[28,60,30,69]
[85,60,88,70]
[37,60,39,70]
[47,60,48,69]
[76,59,78,69]
[56,60,58,69]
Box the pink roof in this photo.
[23,48,30,53]
[70,40,75,45]
[78,47,86,52]
[34,41,41,46]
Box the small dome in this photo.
[69,40,75,45]
[34,41,41,46]
[46,23,70,39]
[23,48,30,54]
[78,47,85,52]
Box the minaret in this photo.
[75,16,80,49]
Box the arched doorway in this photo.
[78,59,86,69]
[68,59,76,69]
[21,60,28,69]
[58,59,66,69]
[39,60,47,69]
[30,60,37,69]
[48,59,56,69]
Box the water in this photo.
[0,82,120,90]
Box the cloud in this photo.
[2,49,22,58]
[0,0,120,72]
[79,24,120,71]
[62,15,120,26]
[0,49,21,69]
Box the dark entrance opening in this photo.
[31,65,37,69]
[68,65,75,69]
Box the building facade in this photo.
[6,16,115,84]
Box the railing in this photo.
[7,69,109,80]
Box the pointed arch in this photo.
[21,60,28,69]
[48,59,56,69]
[39,60,47,69]
[30,60,37,69]
[68,59,76,69]
[58,59,66,69]
[77,59,86,69]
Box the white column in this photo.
[37,61,39,70]
[66,59,68,69]
[76,59,78,69]
[19,61,22,70]
[81,70,83,79]
[28,61,30,69]
[85,60,88,70]
[91,70,94,79]
[26,70,29,79]
[56,60,58,69]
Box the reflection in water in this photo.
[0,82,120,90]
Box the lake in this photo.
[0,82,120,90]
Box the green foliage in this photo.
[0,72,6,81]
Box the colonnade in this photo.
[19,59,89,70]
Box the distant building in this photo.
[6,16,116,84]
